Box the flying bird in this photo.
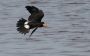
[16,6,47,38]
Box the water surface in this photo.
[0,0,90,56]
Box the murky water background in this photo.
[0,0,90,56]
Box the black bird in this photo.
[16,6,47,37]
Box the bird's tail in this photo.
[16,18,30,35]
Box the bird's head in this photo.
[25,6,39,14]
[42,22,48,28]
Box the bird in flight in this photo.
[16,6,47,38]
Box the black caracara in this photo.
[16,6,47,37]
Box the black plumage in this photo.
[16,6,45,37]
[26,6,44,22]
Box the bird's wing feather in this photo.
[28,12,44,22]
[25,6,44,22]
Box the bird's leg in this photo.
[29,27,38,38]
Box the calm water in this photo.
[0,0,90,56]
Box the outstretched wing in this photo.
[25,6,39,14]
[25,6,44,22]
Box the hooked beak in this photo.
[43,23,48,28]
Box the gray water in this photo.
[0,0,90,56]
